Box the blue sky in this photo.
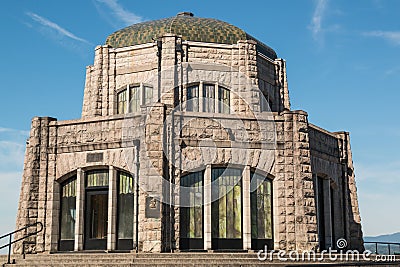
[0,0,399,239]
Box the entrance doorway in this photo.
[84,170,109,250]
[85,191,108,250]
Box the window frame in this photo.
[250,172,274,250]
[185,82,231,114]
[58,176,77,251]
[116,83,154,115]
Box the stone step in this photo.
[2,253,399,267]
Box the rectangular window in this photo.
[144,86,153,105]
[129,85,140,112]
[203,84,215,113]
[118,172,134,240]
[218,86,230,114]
[211,168,242,239]
[86,170,109,187]
[180,172,203,239]
[250,173,272,239]
[60,178,76,240]
[187,85,199,112]
[117,90,127,114]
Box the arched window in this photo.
[117,84,153,114]
[59,177,77,251]
[186,83,230,114]
[180,171,204,250]
[250,172,273,250]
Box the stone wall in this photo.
[14,117,57,254]
[309,125,364,250]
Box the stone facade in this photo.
[14,13,363,254]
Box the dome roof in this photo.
[105,12,277,59]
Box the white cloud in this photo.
[310,0,328,41]
[0,127,29,135]
[94,0,142,27]
[363,31,400,46]
[26,12,91,45]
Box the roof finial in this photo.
[177,12,194,17]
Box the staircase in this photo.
[2,253,400,267]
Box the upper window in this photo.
[218,86,230,114]
[203,84,215,113]
[186,83,230,114]
[117,90,127,114]
[117,84,153,114]
[129,85,140,113]
[187,85,199,112]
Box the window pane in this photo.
[218,86,230,114]
[86,170,109,187]
[251,173,272,239]
[144,86,153,105]
[118,172,134,239]
[203,84,215,113]
[60,178,76,240]
[117,90,127,114]
[129,86,140,112]
[212,168,242,239]
[187,85,199,112]
[180,172,203,238]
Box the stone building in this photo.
[14,12,363,254]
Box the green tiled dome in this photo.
[105,12,277,59]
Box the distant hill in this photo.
[364,232,400,243]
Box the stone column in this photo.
[274,59,291,112]
[242,166,251,250]
[45,122,59,252]
[74,168,85,251]
[133,146,139,251]
[140,102,165,252]
[46,180,60,252]
[335,132,364,251]
[203,165,212,251]
[160,34,177,108]
[36,117,56,252]
[107,166,117,250]
[109,50,116,115]
[292,111,317,251]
